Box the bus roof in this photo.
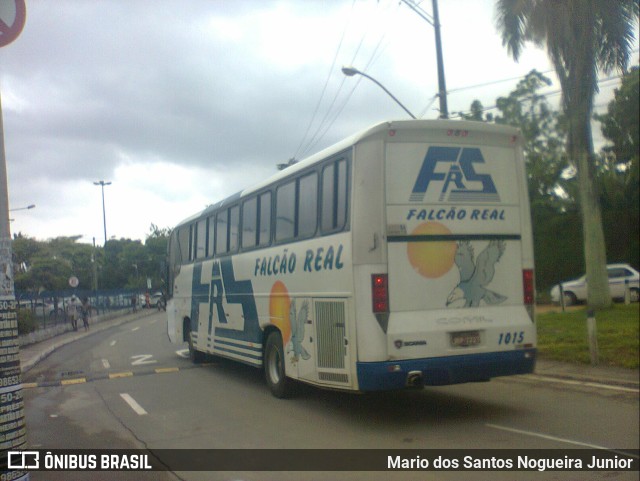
[174,119,521,229]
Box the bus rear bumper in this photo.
[356,349,536,391]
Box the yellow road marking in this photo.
[61,378,87,385]
[109,371,134,379]
[155,367,179,374]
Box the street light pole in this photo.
[341,66,417,119]
[9,204,35,212]
[93,180,111,246]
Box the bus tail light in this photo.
[523,269,535,321]
[372,274,390,332]
[372,274,389,313]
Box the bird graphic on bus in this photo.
[287,299,311,362]
[446,240,507,307]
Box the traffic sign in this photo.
[0,0,26,48]
[69,276,79,288]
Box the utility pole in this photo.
[94,180,111,246]
[0,3,29,480]
[400,0,449,118]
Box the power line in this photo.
[451,73,626,119]
[447,69,555,94]
[297,0,400,159]
[293,0,357,161]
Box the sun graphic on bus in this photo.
[407,222,457,278]
[269,281,292,345]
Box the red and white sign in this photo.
[0,0,26,48]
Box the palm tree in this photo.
[495,0,639,308]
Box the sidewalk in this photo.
[533,358,639,390]
[19,308,156,373]
[17,313,640,390]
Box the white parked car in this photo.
[550,263,640,305]
[18,300,58,316]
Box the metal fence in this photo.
[15,288,154,330]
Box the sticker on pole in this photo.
[0,0,26,48]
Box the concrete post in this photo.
[587,309,599,366]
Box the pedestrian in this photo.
[53,296,60,321]
[131,293,137,313]
[67,296,79,331]
[81,297,91,331]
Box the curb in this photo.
[532,359,639,390]
[530,372,640,390]
[20,309,156,374]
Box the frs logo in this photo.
[410,147,500,203]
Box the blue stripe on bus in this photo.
[356,349,536,391]
[214,337,263,354]
[213,258,262,344]
[213,345,263,362]
[387,234,521,242]
[190,258,263,345]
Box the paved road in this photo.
[22,311,639,480]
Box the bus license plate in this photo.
[450,331,481,347]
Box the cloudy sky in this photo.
[0,0,634,245]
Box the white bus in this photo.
[167,119,536,398]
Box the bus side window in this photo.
[177,227,190,265]
[196,218,207,259]
[336,159,347,229]
[216,210,228,255]
[321,159,348,233]
[229,205,239,252]
[207,215,215,257]
[189,224,196,261]
[258,191,271,246]
[242,197,258,249]
[276,181,295,242]
[298,172,318,238]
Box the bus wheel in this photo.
[264,331,291,398]
[187,326,205,364]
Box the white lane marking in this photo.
[130,354,157,366]
[525,374,639,393]
[486,424,640,458]
[131,327,140,332]
[109,340,117,347]
[176,349,189,359]
[102,359,111,369]
[120,393,148,416]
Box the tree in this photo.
[595,67,640,269]
[493,70,569,210]
[495,0,639,308]
[145,223,170,289]
[461,71,577,291]
[460,70,570,209]
[595,66,639,167]
[458,100,488,122]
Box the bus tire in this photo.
[187,325,205,364]
[264,331,291,398]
